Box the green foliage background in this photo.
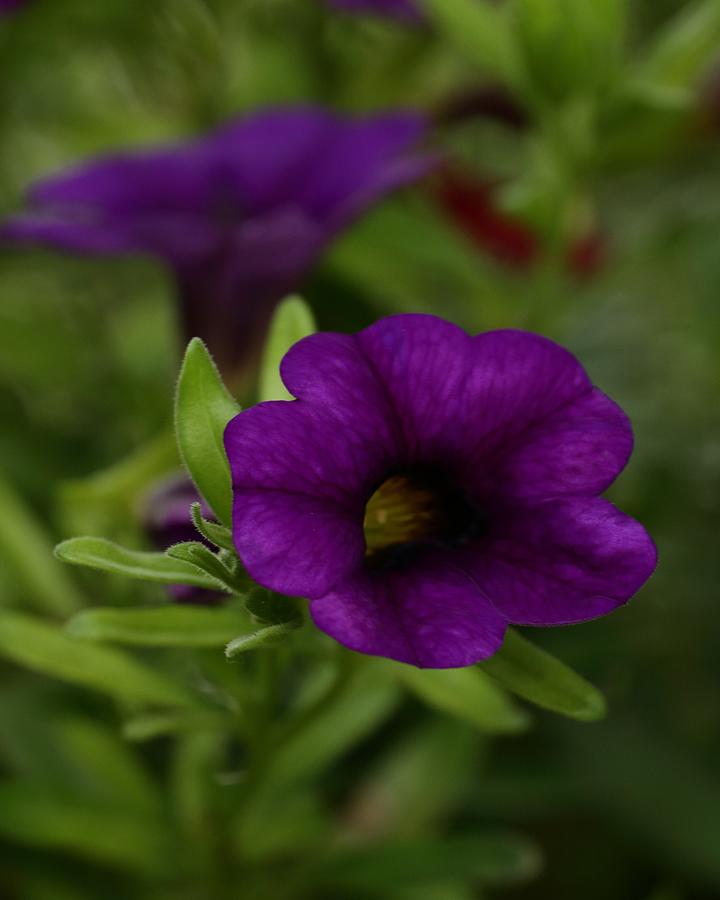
[1,1,720,898]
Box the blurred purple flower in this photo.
[144,475,221,604]
[1,107,433,379]
[0,0,27,13]
[328,0,423,22]
[224,314,657,668]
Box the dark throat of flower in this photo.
[363,465,488,572]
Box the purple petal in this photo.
[231,491,364,598]
[0,214,144,255]
[206,109,339,215]
[0,210,221,261]
[310,553,508,668]
[356,316,632,497]
[201,108,432,226]
[224,341,407,596]
[0,0,28,13]
[487,387,633,499]
[2,107,430,265]
[356,314,480,459]
[328,0,423,24]
[225,340,404,506]
[27,145,218,217]
[279,330,404,447]
[289,112,434,229]
[176,210,324,374]
[459,497,658,626]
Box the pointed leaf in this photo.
[636,0,720,90]
[166,541,248,593]
[175,338,239,525]
[0,781,171,873]
[421,0,522,88]
[513,0,625,101]
[316,832,541,891]
[266,667,401,787]
[57,718,162,817]
[123,710,229,742]
[190,502,235,551]
[225,622,299,658]
[66,605,250,647]
[478,629,606,721]
[349,721,481,839]
[55,536,224,590]
[0,611,197,708]
[387,663,530,734]
[59,431,179,527]
[259,295,316,402]
[0,476,82,616]
[246,587,303,625]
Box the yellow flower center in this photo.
[364,473,443,553]
[363,466,487,569]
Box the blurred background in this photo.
[1,1,720,898]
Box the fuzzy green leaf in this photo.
[66,605,250,647]
[224,622,299,658]
[478,629,606,721]
[55,536,223,590]
[245,587,303,626]
[421,0,522,88]
[387,663,530,734]
[0,476,82,616]
[189,502,235,551]
[165,541,246,592]
[0,611,197,708]
[0,781,171,873]
[175,338,240,525]
[315,831,541,891]
[259,295,316,402]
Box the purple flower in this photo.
[0,0,27,13]
[144,475,221,604]
[0,107,433,379]
[328,0,423,23]
[224,314,657,669]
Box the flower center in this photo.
[363,466,486,570]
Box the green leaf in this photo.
[166,541,249,593]
[478,629,606,721]
[175,337,240,525]
[421,0,522,88]
[123,710,229,742]
[635,0,720,91]
[0,475,83,616]
[65,605,250,647]
[265,667,401,787]
[387,663,530,734]
[0,781,172,873]
[56,718,162,817]
[350,721,482,838]
[0,611,197,708]
[190,502,235,551]
[59,431,179,535]
[513,0,625,103]
[171,731,228,842]
[245,587,303,625]
[259,295,316,402]
[225,622,299,658]
[55,536,224,590]
[235,787,331,863]
[315,832,541,892]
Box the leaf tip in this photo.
[573,689,608,722]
